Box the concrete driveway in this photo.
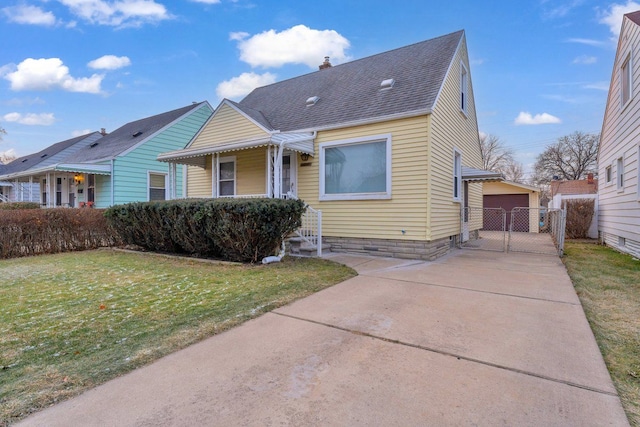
[18,249,629,426]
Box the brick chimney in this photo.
[587,173,594,184]
[319,56,332,70]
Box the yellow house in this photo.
[159,30,496,260]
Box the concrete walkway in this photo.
[18,249,629,426]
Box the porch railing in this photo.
[0,194,8,203]
[297,204,323,257]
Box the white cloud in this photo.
[599,1,640,37]
[190,0,221,3]
[229,31,249,41]
[216,72,277,100]
[1,149,17,163]
[58,0,172,27]
[233,24,350,68]
[572,55,597,64]
[2,5,56,26]
[72,129,94,137]
[565,38,605,47]
[88,55,131,70]
[3,58,104,94]
[3,112,55,126]
[583,81,610,91]
[514,112,561,125]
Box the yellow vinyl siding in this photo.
[187,156,212,197]
[188,103,269,150]
[298,116,430,240]
[236,149,267,195]
[428,37,482,241]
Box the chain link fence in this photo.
[460,207,566,256]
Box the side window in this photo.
[453,149,462,201]
[617,157,624,191]
[621,53,632,107]
[460,62,468,115]
[606,165,612,184]
[149,172,167,201]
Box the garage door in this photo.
[483,194,529,231]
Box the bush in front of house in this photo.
[104,198,306,263]
[0,202,41,210]
[0,208,123,259]
[563,198,595,239]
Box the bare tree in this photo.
[0,149,16,164]
[532,131,599,184]
[479,133,515,172]
[502,161,525,183]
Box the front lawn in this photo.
[563,242,640,426]
[0,250,356,425]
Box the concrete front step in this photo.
[288,236,331,257]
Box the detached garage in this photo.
[483,181,540,232]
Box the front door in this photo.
[281,153,297,198]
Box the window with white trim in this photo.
[460,62,468,115]
[621,54,632,107]
[617,156,624,191]
[453,149,462,201]
[319,135,391,201]
[606,165,612,184]
[218,156,236,196]
[149,172,167,201]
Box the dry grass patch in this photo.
[0,249,356,425]
[563,242,640,426]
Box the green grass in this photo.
[563,242,640,426]
[0,249,356,425]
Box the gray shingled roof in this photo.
[63,102,206,163]
[238,30,464,132]
[1,132,102,175]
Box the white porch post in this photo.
[273,144,283,198]
[267,146,274,197]
[29,176,33,202]
[46,173,51,207]
[212,153,219,198]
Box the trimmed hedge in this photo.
[0,208,122,259]
[0,202,40,210]
[104,198,306,263]
[563,198,595,239]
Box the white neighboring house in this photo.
[599,9,640,257]
[550,175,598,239]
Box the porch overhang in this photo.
[462,166,504,183]
[0,181,13,187]
[157,132,315,168]
[54,164,112,175]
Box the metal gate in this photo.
[460,207,566,256]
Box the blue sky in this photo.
[0,0,637,176]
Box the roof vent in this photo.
[380,78,395,89]
[90,142,99,148]
[40,153,48,158]
[132,131,143,137]
[306,96,320,106]
[22,159,28,163]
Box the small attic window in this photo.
[40,154,48,158]
[89,142,99,148]
[380,78,395,89]
[132,131,143,137]
[306,96,319,106]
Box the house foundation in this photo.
[323,236,454,261]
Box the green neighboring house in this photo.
[0,102,213,208]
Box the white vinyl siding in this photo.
[598,14,640,258]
